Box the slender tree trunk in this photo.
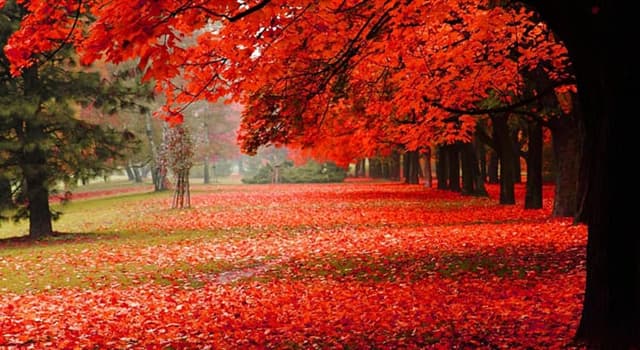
[423,148,432,188]
[145,112,166,191]
[511,130,522,184]
[491,114,516,204]
[436,146,448,190]
[447,144,461,192]
[487,149,499,184]
[525,119,543,209]
[355,159,364,177]
[203,158,210,184]
[549,109,582,217]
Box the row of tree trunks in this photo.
[124,164,143,183]
[435,142,486,196]
[352,151,414,182]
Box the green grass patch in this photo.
[0,254,259,294]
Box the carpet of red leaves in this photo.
[0,183,586,349]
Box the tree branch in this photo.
[423,78,575,117]
[191,0,271,23]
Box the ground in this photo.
[0,181,585,348]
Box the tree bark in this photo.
[491,114,516,204]
[461,142,475,195]
[423,148,432,188]
[524,119,543,209]
[404,151,420,184]
[370,158,383,178]
[25,173,53,238]
[549,109,582,217]
[529,2,638,347]
[389,152,401,180]
[487,149,499,184]
[461,141,488,196]
[447,144,461,192]
[511,130,522,184]
[0,175,12,210]
[478,143,487,183]
[203,158,210,184]
[436,146,448,190]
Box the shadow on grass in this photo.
[0,231,121,249]
[259,244,586,283]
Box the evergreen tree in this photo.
[0,1,137,238]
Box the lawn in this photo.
[0,182,586,348]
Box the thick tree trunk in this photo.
[461,141,488,197]
[404,151,420,184]
[491,114,516,204]
[530,3,638,347]
[478,144,487,183]
[389,152,401,180]
[549,110,582,217]
[525,120,543,209]
[447,144,461,192]
[436,146,448,190]
[487,149,499,184]
[25,174,53,238]
[461,143,475,195]
[381,157,390,179]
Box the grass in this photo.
[0,191,164,239]
[0,180,265,293]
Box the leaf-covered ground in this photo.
[0,182,586,348]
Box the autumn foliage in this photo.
[3,0,573,164]
[1,183,586,348]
